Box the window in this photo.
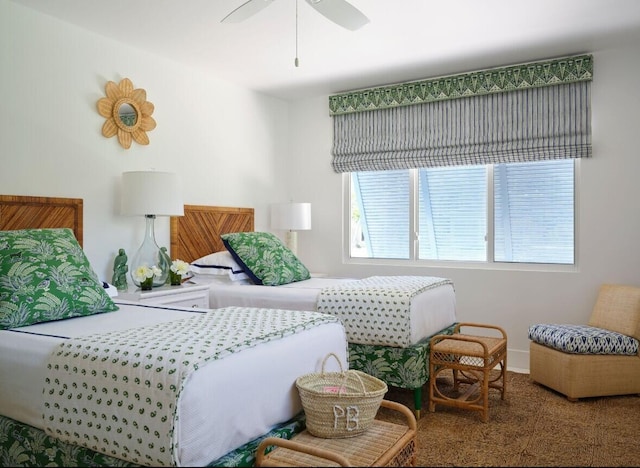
[334,57,590,267]
[350,159,575,265]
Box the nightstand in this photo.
[117,283,210,309]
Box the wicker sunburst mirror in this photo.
[97,78,156,149]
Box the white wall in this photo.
[3,1,640,372]
[289,37,640,371]
[1,1,290,279]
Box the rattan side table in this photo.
[255,400,417,467]
[428,322,507,422]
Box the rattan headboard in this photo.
[0,195,84,246]
[170,205,254,263]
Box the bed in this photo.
[0,195,349,467]
[170,204,458,417]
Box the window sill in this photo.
[343,256,578,273]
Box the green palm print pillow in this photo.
[221,231,310,286]
[0,228,118,329]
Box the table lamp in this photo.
[121,171,184,287]
[270,202,311,256]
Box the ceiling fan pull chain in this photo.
[221,0,368,67]
[294,0,300,67]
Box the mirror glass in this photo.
[118,103,137,127]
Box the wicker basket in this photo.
[296,353,388,438]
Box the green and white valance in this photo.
[329,55,592,116]
[330,54,593,173]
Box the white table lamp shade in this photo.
[270,202,311,255]
[121,171,184,217]
[270,202,312,231]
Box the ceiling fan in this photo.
[221,0,370,31]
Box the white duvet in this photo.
[189,276,457,347]
[0,300,348,467]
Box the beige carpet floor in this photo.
[376,371,640,467]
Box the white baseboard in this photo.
[506,348,529,374]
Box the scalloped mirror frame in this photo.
[97,78,156,149]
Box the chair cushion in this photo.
[528,324,639,355]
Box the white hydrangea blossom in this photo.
[133,265,162,282]
[170,259,190,276]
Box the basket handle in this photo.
[321,353,369,397]
[321,352,345,375]
[346,369,368,396]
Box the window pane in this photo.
[494,160,574,264]
[351,170,410,259]
[349,160,575,266]
[418,166,487,261]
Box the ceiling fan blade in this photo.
[305,0,369,31]
[221,0,275,23]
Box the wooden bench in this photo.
[255,400,416,467]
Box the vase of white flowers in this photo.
[140,276,153,291]
[133,265,161,290]
[169,259,190,286]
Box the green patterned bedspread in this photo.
[42,307,339,467]
[317,275,453,347]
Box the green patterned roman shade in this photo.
[329,54,593,172]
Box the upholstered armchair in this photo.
[528,284,640,401]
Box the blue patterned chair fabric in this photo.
[528,284,640,401]
[528,323,639,355]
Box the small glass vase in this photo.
[169,271,182,286]
[140,277,153,291]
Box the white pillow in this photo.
[190,250,250,281]
[186,275,252,287]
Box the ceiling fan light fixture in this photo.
[221,0,369,67]
[221,0,369,31]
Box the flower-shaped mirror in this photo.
[97,78,156,149]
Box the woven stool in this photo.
[429,322,507,422]
[255,400,417,467]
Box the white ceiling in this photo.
[10,0,640,100]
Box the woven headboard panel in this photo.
[0,195,84,246]
[170,205,254,263]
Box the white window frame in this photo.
[342,160,581,273]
